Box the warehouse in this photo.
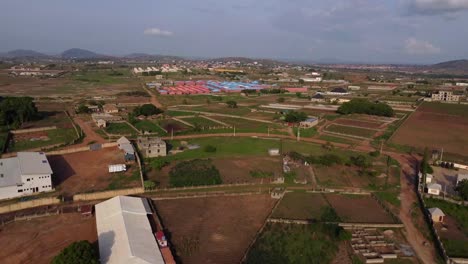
[0,152,53,200]
[95,196,165,264]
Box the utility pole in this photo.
[233,126,236,137]
[440,147,444,162]
[380,140,384,154]
[171,128,173,140]
[268,126,270,137]
[297,126,300,142]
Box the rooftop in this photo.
[95,196,164,264]
[0,152,52,187]
[428,207,445,217]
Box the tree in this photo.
[0,96,38,128]
[226,100,238,108]
[350,155,370,169]
[284,111,308,123]
[455,179,468,201]
[52,240,98,264]
[337,98,394,117]
[295,92,302,98]
[276,97,285,103]
[420,147,434,175]
[133,104,163,116]
[76,104,90,114]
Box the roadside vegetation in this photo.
[338,99,394,117]
[169,159,222,187]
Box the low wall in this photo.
[73,187,144,201]
[0,197,61,214]
[46,142,118,156]
[10,126,57,134]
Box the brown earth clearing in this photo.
[48,147,139,197]
[325,194,395,223]
[0,213,97,264]
[391,102,468,162]
[154,194,276,264]
[271,192,328,220]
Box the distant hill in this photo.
[61,48,106,59]
[124,53,183,62]
[3,49,49,58]
[430,59,468,72]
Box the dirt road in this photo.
[142,84,163,108]
[73,117,106,146]
[389,153,437,263]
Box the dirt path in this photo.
[142,84,163,108]
[73,117,106,146]
[389,153,437,263]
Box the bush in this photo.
[320,207,340,222]
[144,180,157,190]
[204,145,217,153]
[133,104,163,116]
[284,111,308,123]
[226,100,238,108]
[150,158,169,171]
[52,241,98,264]
[169,159,222,187]
[369,151,380,157]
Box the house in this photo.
[348,85,361,90]
[95,196,165,264]
[97,119,107,128]
[0,152,53,200]
[428,208,445,223]
[425,174,433,184]
[92,113,122,122]
[137,137,167,158]
[456,173,468,186]
[117,137,135,161]
[310,93,325,102]
[299,117,319,128]
[300,77,322,83]
[103,104,119,114]
[431,91,460,102]
[326,87,350,95]
[427,183,442,195]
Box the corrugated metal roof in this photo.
[96,196,164,264]
[17,152,53,175]
[428,207,445,217]
[0,157,22,187]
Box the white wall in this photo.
[19,174,53,195]
[0,185,20,200]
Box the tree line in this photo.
[337,99,394,117]
[0,96,38,128]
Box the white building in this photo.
[428,207,445,223]
[456,82,468,87]
[427,183,442,195]
[300,77,322,83]
[0,152,53,200]
[431,91,460,102]
[95,196,164,264]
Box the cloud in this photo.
[406,0,468,15]
[404,38,441,54]
[143,28,173,36]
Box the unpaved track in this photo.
[388,153,437,263]
[73,117,106,146]
[143,84,163,108]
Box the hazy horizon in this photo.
[1,0,468,64]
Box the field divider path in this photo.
[171,117,195,128]
[199,115,230,126]
[170,109,274,124]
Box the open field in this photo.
[154,194,276,264]
[0,69,140,96]
[48,147,140,197]
[209,116,285,134]
[105,122,137,135]
[133,120,167,135]
[314,165,367,188]
[334,118,384,129]
[325,194,396,223]
[391,102,468,162]
[148,156,281,187]
[0,213,97,264]
[325,124,378,138]
[271,192,329,220]
[159,119,192,133]
[179,116,223,128]
[20,111,72,129]
[9,128,77,152]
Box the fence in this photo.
[10,126,57,134]
[0,197,61,214]
[266,218,404,228]
[72,187,145,201]
[46,142,118,156]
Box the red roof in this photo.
[156,231,165,240]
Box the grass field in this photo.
[9,128,77,151]
[245,223,343,264]
[105,122,137,135]
[271,192,329,220]
[391,102,468,162]
[325,124,377,138]
[209,116,286,134]
[292,127,317,138]
[166,110,196,116]
[179,116,223,128]
[133,120,167,135]
[318,135,356,145]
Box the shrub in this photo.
[204,145,217,153]
[52,241,98,264]
[284,111,308,123]
[144,180,157,190]
[169,159,222,187]
[226,100,237,108]
[150,158,169,171]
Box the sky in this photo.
[1,0,468,64]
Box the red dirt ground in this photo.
[154,194,276,264]
[325,194,395,223]
[48,147,139,196]
[0,213,97,264]
[391,105,468,159]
